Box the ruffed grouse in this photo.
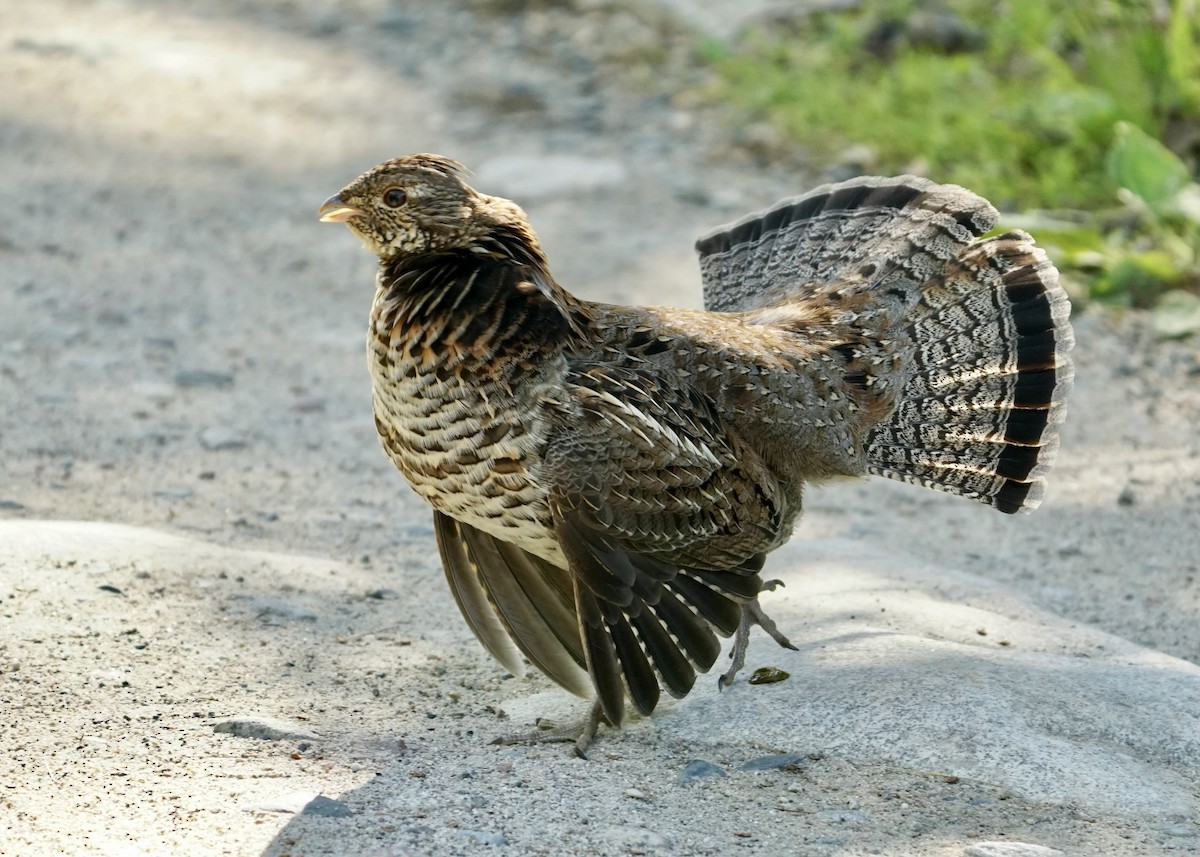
[319,154,1073,751]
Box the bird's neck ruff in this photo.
[374,227,590,356]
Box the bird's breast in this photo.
[367,310,565,564]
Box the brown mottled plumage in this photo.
[319,154,1074,751]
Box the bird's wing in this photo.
[545,361,786,724]
[434,511,592,697]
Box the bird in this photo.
[319,154,1073,752]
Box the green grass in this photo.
[707,0,1197,209]
[702,0,1200,320]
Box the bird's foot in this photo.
[718,590,797,690]
[490,698,606,758]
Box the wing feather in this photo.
[434,512,526,678]
[434,511,591,697]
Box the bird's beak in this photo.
[318,195,366,223]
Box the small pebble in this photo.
[678,759,727,785]
[748,666,790,685]
[624,787,646,800]
[213,717,319,741]
[366,588,400,600]
[175,369,233,388]
[741,753,808,772]
[1117,486,1137,506]
[199,427,248,451]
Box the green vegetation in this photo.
[702,0,1200,330]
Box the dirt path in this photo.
[2,2,1198,855]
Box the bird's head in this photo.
[318,154,536,262]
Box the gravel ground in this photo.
[2,2,1199,855]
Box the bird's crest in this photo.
[371,153,471,181]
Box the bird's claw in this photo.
[718,597,796,690]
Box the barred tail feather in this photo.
[695,174,1073,513]
[864,232,1074,512]
[695,175,999,314]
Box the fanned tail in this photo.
[696,175,1073,513]
[864,232,1073,512]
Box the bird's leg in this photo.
[490,698,607,758]
[718,580,798,690]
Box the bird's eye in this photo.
[383,187,408,208]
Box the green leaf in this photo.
[1106,121,1191,207]
[1094,250,1183,306]
[1151,289,1200,339]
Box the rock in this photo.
[199,427,248,450]
[965,843,1064,857]
[678,759,727,785]
[473,155,627,201]
[836,143,878,174]
[1117,485,1137,506]
[740,753,808,772]
[174,369,233,388]
[864,8,984,58]
[213,716,319,741]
